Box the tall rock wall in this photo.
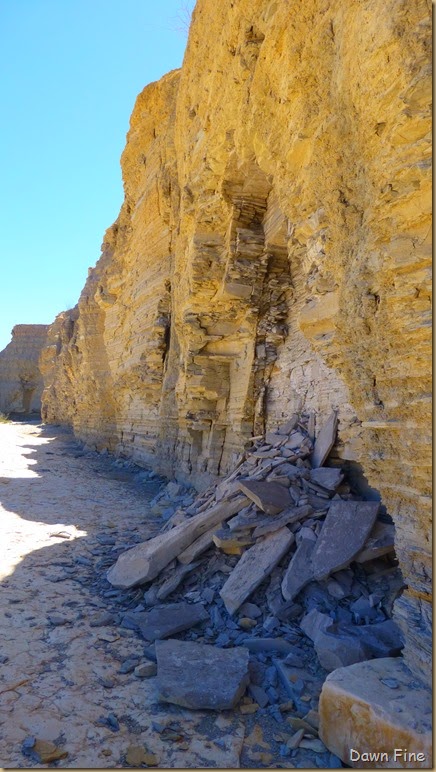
[41,0,431,681]
[0,325,49,413]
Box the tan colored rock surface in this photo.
[0,325,49,413]
[106,494,249,588]
[220,526,294,614]
[319,658,432,768]
[40,0,431,682]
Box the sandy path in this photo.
[0,422,244,768]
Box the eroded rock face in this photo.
[41,0,431,681]
[0,325,49,413]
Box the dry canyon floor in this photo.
[0,421,333,769]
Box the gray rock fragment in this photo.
[237,480,292,515]
[136,602,209,642]
[311,500,380,580]
[300,609,403,671]
[309,467,344,491]
[155,639,249,710]
[134,661,157,678]
[311,411,338,468]
[248,684,270,707]
[220,527,294,614]
[281,538,316,602]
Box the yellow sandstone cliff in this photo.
[41,0,431,687]
[0,324,49,413]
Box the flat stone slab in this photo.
[354,521,395,562]
[177,527,216,564]
[311,500,380,580]
[237,480,292,515]
[136,602,209,642]
[309,467,343,491]
[311,411,338,468]
[319,658,432,768]
[253,505,312,538]
[281,538,316,601]
[220,527,295,614]
[156,639,249,710]
[156,561,201,600]
[106,494,249,588]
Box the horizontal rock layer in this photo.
[40,0,431,682]
[319,658,432,768]
[0,325,49,413]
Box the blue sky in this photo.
[0,0,192,351]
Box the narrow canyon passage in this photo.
[0,422,248,768]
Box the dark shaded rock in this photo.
[248,684,270,707]
[309,467,343,491]
[99,677,115,689]
[134,661,157,678]
[136,602,209,641]
[155,639,249,710]
[311,411,338,468]
[354,521,396,563]
[89,611,115,627]
[281,538,316,601]
[242,637,295,655]
[119,657,140,674]
[47,614,69,626]
[301,609,403,671]
[239,602,262,619]
[311,500,380,580]
[341,619,404,659]
[238,480,292,515]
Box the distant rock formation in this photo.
[0,325,49,413]
[40,0,431,684]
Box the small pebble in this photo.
[47,614,69,626]
[134,661,157,678]
[119,658,139,674]
[99,677,115,689]
[89,612,115,627]
[380,677,400,689]
[239,617,256,629]
[107,713,120,731]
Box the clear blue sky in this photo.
[0,0,192,351]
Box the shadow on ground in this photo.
[0,421,250,769]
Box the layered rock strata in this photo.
[0,325,49,413]
[319,659,432,768]
[41,0,431,684]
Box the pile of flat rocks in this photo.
[102,410,404,751]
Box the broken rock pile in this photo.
[106,411,404,721]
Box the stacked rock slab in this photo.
[104,413,430,764]
[0,325,49,413]
[41,0,431,695]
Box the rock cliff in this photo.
[41,0,431,683]
[0,325,49,413]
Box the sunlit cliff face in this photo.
[39,0,431,681]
